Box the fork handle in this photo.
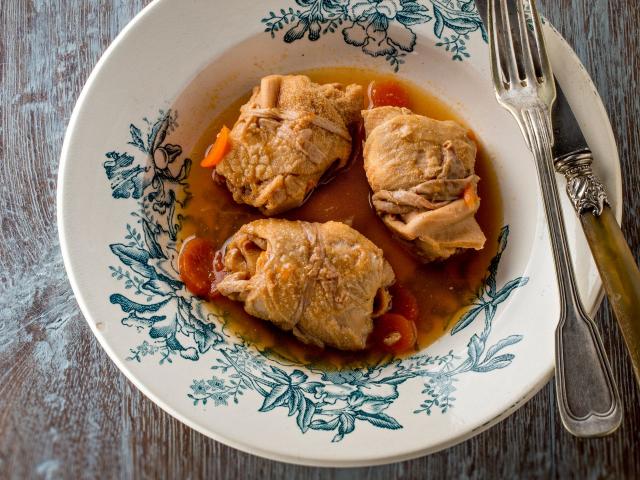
[523,107,622,437]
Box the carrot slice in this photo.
[178,237,217,298]
[368,80,411,109]
[201,126,231,168]
[463,183,479,208]
[371,313,418,355]
[390,283,419,322]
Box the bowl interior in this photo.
[165,29,539,362]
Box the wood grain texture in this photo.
[0,0,638,478]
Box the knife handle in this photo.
[581,207,640,386]
[556,148,640,387]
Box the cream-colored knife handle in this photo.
[556,149,640,387]
[581,207,640,386]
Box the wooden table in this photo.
[1,1,638,478]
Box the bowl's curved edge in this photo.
[56,0,621,467]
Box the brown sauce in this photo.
[178,67,503,369]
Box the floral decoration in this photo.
[104,110,527,441]
[261,0,487,70]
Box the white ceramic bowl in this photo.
[58,0,621,466]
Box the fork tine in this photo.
[488,0,506,92]
[498,0,520,84]
[528,0,553,81]
[515,0,536,81]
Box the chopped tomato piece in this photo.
[179,237,223,299]
[371,313,418,354]
[201,125,231,168]
[390,283,419,322]
[368,80,411,109]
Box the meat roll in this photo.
[216,75,364,215]
[216,219,395,350]
[362,106,486,262]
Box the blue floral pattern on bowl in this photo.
[103,110,527,441]
[262,0,487,70]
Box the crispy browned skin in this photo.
[216,219,395,351]
[216,75,364,215]
[362,106,486,262]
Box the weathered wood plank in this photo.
[0,0,638,478]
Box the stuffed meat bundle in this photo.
[362,106,486,262]
[216,75,364,215]
[216,219,395,350]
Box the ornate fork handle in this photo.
[520,106,622,437]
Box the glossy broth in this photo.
[179,67,503,368]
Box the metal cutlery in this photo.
[553,110,640,390]
[486,0,622,436]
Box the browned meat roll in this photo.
[216,219,395,351]
[362,106,486,262]
[216,75,364,215]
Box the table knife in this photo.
[475,0,640,387]
[553,88,640,387]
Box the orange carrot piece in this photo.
[463,183,479,208]
[201,126,231,168]
[178,237,217,298]
[371,313,418,355]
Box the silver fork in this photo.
[488,0,622,436]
